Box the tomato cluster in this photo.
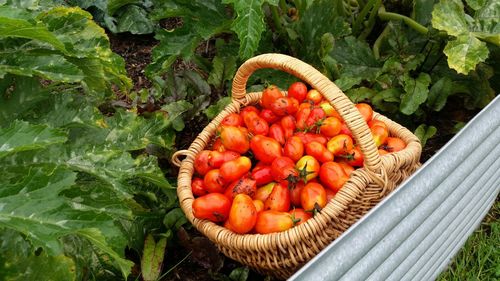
[191,82,406,234]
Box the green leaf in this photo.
[400,72,431,115]
[465,0,487,10]
[0,120,67,158]
[163,208,188,230]
[222,0,278,59]
[208,56,237,90]
[414,0,435,26]
[229,266,250,281]
[162,100,194,131]
[345,87,376,103]
[431,0,468,37]
[115,5,154,34]
[205,97,232,119]
[414,124,437,147]
[427,76,453,111]
[372,88,401,113]
[443,34,489,74]
[141,234,167,281]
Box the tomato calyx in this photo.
[296,162,315,183]
[312,202,322,215]
[289,209,303,226]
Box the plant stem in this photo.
[378,5,428,35]
[359,0,382,40]
[270,5,284,35]
[353,0,376,35]
[373,24,391,59]
[157,250,192,280]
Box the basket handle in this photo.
[232,53,383,174]
[172,149,193,167]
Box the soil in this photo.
[108,33,480,281]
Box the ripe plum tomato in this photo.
[253,199,265,213]
[371,124,389,147]
[240,106,260,121]
[320,116,342,137]
[251,165,273,186]
[271,156,298,182]
[212,138,226,152]
[203,169,226,193]
[382,137,406,152]
[228,194,257,234]
[305,89,323,104]
[289,208,312,225]
[339,123,353,138]
[255,210,293,234]
[301,182,327,211]
[219,156,252,183]
[319,162,349,192]
[243,111,269,136]
[207,150,239,168]
[261,85,284,110]
[224,177,257,200]
[295,155,320,182]
[268,123,286,145]
[368,119,388,130]
[339,146,364,167]
[264,181,291,212]
[255,182,275,202]
[194,150,211,176]
[326,134,354,156]
[305,107,326,129]
[221,113,243,127]
[250,135,282,164]
[338,161,355,175]
[270,97,299,116]
[295,106,311,131]
[280,115,296,139]
[305,141,334,163]
[283,136,304,162]
[260,109,280,124]
[290,181,306,207]
[294,132,327,146]
[191,177,207,197]
[219,126,249,154]
[287,82,308,103]
[355,103,373,123]
[319,101,342,119]
[192,193,231,223]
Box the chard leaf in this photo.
[400,73,431,115]
[427,76,453,111]
[115,5,154,34]
[0,120,67,158]
[162,100,193,131]
[208,56,237,90]
[414,124,437,147]
[141,234,167,281]
[222,0,278,59]
[205,97,232,119]
[443,34,489,74]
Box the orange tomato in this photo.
[228,194,257,234]
[300,182,327,211]
[283,136,305,162]
[255,182,275,202]
[219,126,249,154]
[355,103,373,123]
[192,193,231,223]
[250,135,282,164]
[319,161,349,192]
[255,210,294,234]
[305,141,334,163]
[203,169,226,193]
[264,182,291,212]
[224,177,257,200]
[382,137,406,152]
[327,134,354,156]
[320,116,342,137]
[305,89,323,104]
[295,155,320,182]
[219,156,252,183]
[289,208,312,225]
[191,177,207,197]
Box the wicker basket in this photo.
[172,54,422,279]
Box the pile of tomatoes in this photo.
[190,82,406,235]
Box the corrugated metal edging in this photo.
[289,95,500,281]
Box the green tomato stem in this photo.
[378,5,428,35]
[373,24,391,59]
[353,0,376,35]
[359,0,382,40]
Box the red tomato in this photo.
[283,136,304,162]
[295,106,311,131]
[382,137,406,152]
[289,208,312,225]
[320,116,342,137]
[203,169,226,193]
[280,115,296,139]
[305,141,334,163]
[287,82,308,103]
[295,155,320,182]
[305,89,323,104]
[219,156,252,183]
[220,126,249,154]
[325,188,336,202]
[240,106,260,121]
[319,101,342,120]
[355,103,374,123]
[254,182,275,202]
[271,156,298,182]
[305,107,326,129]
[243,111,269,136]
[260,109,280,124]
[253,199,265,213]
[212,138,226,152]
[192,193,231,223]
[371,124,389,147]
[255,210,293,234]
[251,165,274,186]
[339,123,353,138]
[194,150,211,176]
[261,85,284,110]
[338,161,355,175]
[250,135,282,164]
[368,119,388,130]
[270,97,299,116]
[264,181,291,212]
[290,181,306,207]
[326,134,354,156]
[191,177,207,197]
[339,146,364,167]
[294,132,327,146]
[319,162,349,192]
[221,113,243,127]
[228,194,257,234]
[224,177,257,200]
[301,182,327,211]
[268,123,286,145]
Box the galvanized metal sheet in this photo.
[289,95,500,281]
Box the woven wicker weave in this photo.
[172,54,421,279]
